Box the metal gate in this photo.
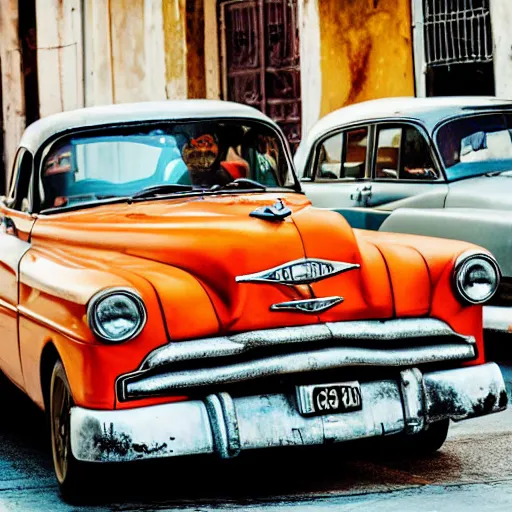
[219,0,301,151]
[423,0,493,67]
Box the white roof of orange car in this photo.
[19,99,275,154]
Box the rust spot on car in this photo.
[499,389,508,408]
[94,423,170,459]
[426,381,505,419]
[471,392,497,416]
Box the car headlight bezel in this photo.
[87,287,147,343]
[453,250,501,305]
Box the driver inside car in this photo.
[178,126,249,187]
[42,143,77,208]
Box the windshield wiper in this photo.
[209,178,267,192]
[130,184,196,200]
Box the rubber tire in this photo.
[49,360,94,503]
[394,419,450,456]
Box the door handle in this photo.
[350,185,372,202]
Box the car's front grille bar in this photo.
[140,318,475,371]
[123,343,476,400]
[118,318,476,401]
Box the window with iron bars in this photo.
[424,0,493,67]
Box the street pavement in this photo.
[0,361,511,511]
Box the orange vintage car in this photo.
[0,100,507,500]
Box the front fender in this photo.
[18,247,173,410]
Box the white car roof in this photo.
[294,96,512,175]
[19,99,276,154]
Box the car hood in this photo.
[447,174,512,210]
[30,193,467,339]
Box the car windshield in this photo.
[39,119,296,210]
[436,113,512,180]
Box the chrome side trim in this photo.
[235,257,360,285]
[138,318,475,372]
[71,363,506,463]
[17,305,86,342]
[0,297,17,314]
[270,296,343,313]
[124,343,476,398]
[483,305,512,333]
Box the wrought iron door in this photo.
[220,0,301,150]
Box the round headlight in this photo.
[87,288,147,343]
[453,251,501,305]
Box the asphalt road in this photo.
[1,359,512,511]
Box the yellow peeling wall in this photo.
[318,0,414,117]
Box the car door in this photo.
[366,122,449,216]
[300,125,374,227]
[0,148,36,388]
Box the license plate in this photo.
[295,381,363,416]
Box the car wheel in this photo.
[394,419,450,456]
[49,359,93,502]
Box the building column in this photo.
[0,0,25,183]
[490,0,512,98]
[411,0,426,97]
[35,0,84,117]
[204,0,221,99]
[83,0,114,106]
[298,0,322,138]
[163,0,188,99]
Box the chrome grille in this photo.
[117,318,477,401]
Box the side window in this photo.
[314,127,369,180]
[7,148,33,212]
[375,127,401,179]
[315,133,342,179]
[400,126,438,180]
[373,124,438,181]
[344,127,368,179]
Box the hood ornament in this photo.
[250,198,291,221]
[236,257,360,285]
[270,297,343,313]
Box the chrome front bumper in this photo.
[70,362,507,463]
[484,306,512,333]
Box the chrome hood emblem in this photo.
[270,297,343,313]
[249,198,292,221]
[235,258,360,285]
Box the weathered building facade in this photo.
[1,0,512,190]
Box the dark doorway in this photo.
[423,0,495,96]
[219,0,301,151]
[426,62,495,96]
[0,56,4,195]
[19,0,39,126]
